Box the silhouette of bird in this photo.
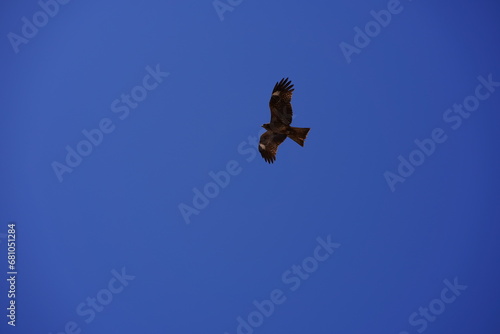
[259,78,310,163]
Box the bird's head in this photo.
[261,123,271,130]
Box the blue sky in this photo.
[1,0,500,333]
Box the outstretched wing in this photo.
[259,130,287,163]
[269,78,294,126]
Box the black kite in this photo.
[259,78,310,163]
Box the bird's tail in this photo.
[288,127,310,146]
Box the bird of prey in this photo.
[259,78,310,163]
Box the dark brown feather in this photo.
[269,77,294,126]
[258,130,287,164]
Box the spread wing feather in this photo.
[269,78,294,126]
[258,130,287,164]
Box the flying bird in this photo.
[259,78,310,163]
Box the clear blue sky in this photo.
[1,0,500,333]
